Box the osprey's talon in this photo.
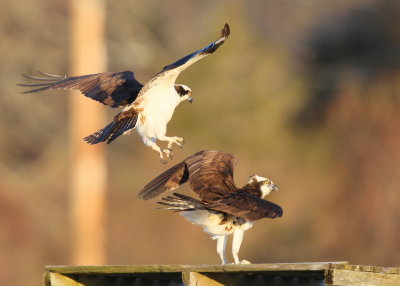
[162,148,173,160]
[173,137,184,148]
[167,149,174,159]
[241,260,251,264]
[160,158,168,164]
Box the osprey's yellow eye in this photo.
[263,179,270,185]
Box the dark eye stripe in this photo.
[174,85,190,96]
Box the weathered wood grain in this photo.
[44,262,400,286]
[332,269,400,286]
[46,262,349,274]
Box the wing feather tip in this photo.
[19,90,33,94]
[268,203,283,219]
[83,135,100,145]
[137,191,154,201]
[277,206,283,217]
[222,23,230,38]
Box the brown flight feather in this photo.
[138,161,189,200]
[20,71,143,108]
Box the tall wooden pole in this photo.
[69,0,107,265]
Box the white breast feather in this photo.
[135,83,181,142]
[181,210,254,238]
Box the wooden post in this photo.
[69,0,107,265]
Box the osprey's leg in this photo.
[216,235,228,264]
[232,229,250,264]
[147,141,170,164]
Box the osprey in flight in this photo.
[138,150,283,264]
[20,24,230,163]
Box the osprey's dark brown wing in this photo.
[207,192,283,221]
[19,71,143,108]
[137,150,237,201]
[152,23,230,84]
[184,150,238,202]
[161,24,230,73]
[138,161,189,200]
[84,108,139,145]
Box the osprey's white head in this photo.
[175,84,193,103]
[248,174,278,198]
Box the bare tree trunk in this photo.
[69,0,107,265]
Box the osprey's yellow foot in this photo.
[166,136,184,149]
[177,138,185,148]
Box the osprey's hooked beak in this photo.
[188,96,194,104]
[271,184,278,192]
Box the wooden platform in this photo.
[44,262,400,286]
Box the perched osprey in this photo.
[138,150,283,264]
[20,24,230,163]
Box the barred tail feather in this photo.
[157,193,204,211]
[84,109,138,144]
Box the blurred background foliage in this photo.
[1,0,400,284]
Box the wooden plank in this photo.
[44,263,400,286]
[182,272,225,286]
[183,270,326,286]
[46,272,184,286]
[331,269,400,286]
[46,262,349,275]
[47,273,84,286]
[347,265,400,275]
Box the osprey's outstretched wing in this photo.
[153,23,230,82]
[19,71,143,108]
[138,161,189,200]
[185,150,238,203]
[138,150,238,202]
[207,192,283,221]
